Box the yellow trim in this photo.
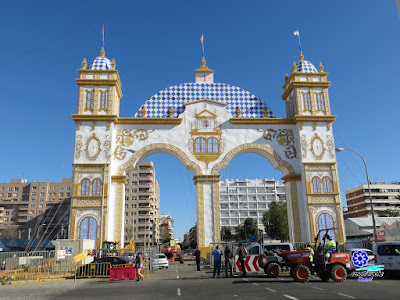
[230,118,295,125]
[281,174,301,183]
[117,118,183,125]
[111,175,127,184]
[293,115,336,123]
[184,99,227,107]
[193,174,221,184]
[282,79,330,100]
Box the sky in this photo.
[1,1,400,239]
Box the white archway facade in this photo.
[69,49,346,247]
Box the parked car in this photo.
[152,253,169,269]
[76,256,134,277]
[346,248,375,271]
[375,241,400,275]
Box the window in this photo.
[318,213,335,239]
[81,179,90,195]
[132,189,137,193]
[32,186,37,190]
[132,174,137,178]
[79,217,97,241]
[59,193,64,197]
[322,177,332,193]
[40,198,44,202]
[40,192,45,196]
[132,181,137,185]
[31,198,35,202]
[41,186,45,190]
[66,187,71,191]
[7,193,11,197]
[85,90,94,110]
[39,204,43,208]
[100,90,108,111]
[60,187,64,191]
[302,92,311,111]
[30,204,35,208]
[195,138,207,153]
[8,187,12,191]
[315,93,325,111]
[92,179,101,195]
[14,187,19,191]
[312,177,321,193]
[13,193,17,197]
[207,138,219,153]
[31,192,36,196]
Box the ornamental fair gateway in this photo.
[69,48,346,248]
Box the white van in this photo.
[375,242,400,274]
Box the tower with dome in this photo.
[70,46,345,248]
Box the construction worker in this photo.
[304,244,314,274]
[324,235,336,261]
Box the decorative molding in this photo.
[300,135,308,158]
[75,134,83,159]
[258,129,297,159]
[326,135,335,158]
[212,143,295,175]
[281,174,301,183]
[197,183,205,246]
[118,143,202,176]
[116,118,183,125]
[85,133,102,161]
[112,175,128,183]
[213,182,221,243]
[103,135,111,158]
[230,118,295,125]
[115,129,154,160]
[193,174,221,184]
[310,133,326,160]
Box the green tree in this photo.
[234,218,258,241]
[378,209,400,217]
[221,226,233,241]
[263,200,289,242]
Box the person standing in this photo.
[135,252,144,281]
[194,246,201,272]
[237,243,247,277]
[224,246,233,278]
[212,245,223,278]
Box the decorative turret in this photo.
[194,57,214,84]
[282,52,332,119]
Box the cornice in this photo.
[116,118,183,125]
[72,114,118,123]
[193,174,221,184]
[111,175,128,183]
[282,81,331,100]
[230,118,295,125]
[293,115,336,123]
[281,174,301,183]
[76,78,122,98]
[73,163,107,168]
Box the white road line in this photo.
[370,280,381,284]
[279,277,285,280]
[337,293,356,299]
[295,282,302,286]
[252,283,260,286]
[242,278,248,281]
[283,295,299,300]
[177,288,181,296]
[310,286,324,291]
[265,287,277,292]
[176,275,179,279]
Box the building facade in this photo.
[159,212,174,244]
[344,182,400,219]
[219,178,286,232]
[0,179,72,241]
[123,161,160,247]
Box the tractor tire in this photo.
[265,263,280,278]
[292,265,311,283]
[330,264,347,282]
[316,270,330,282]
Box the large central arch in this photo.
[70,49,346,248]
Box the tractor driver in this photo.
[324,235,337,261]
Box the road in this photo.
[1,260,399,300]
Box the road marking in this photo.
[176,275,179,279]
[177,288,181,296]
[295,282,302,286]
[265,287,277,292]
[252,283,260,286]
[370,281,381,284]
[310,286,324,291]
[283,295,299,300]
[337,293,356,299]
[279,277,285,280]
[242,278,248,281]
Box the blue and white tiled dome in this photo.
[296,60,318,73]
[87,48,112,70]
[134,83,275,119]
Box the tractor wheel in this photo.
[330,264,347,282]
[292,265,311,283]
[265,263,280,278]
[316,270,330,282]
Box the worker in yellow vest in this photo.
[324,235,336,261]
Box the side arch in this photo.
[212,143,295,175]
[118,143,203,175]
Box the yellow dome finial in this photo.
[100,47,105,58]
[202,56,206,67]
[299,51,304,62]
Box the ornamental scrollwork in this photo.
[257,129,297,159]
[301,135,308,159]
[114,129,154,160]
[326,135,335,158]
[103,135,111,158]
[75,135,83,159]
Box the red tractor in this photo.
[259,229,350,283]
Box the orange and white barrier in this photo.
[234,255,261,272]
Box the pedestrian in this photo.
[237,243,247,277]
[212,245,223,278]
[135,252,144,281]
[194,246,201,272]
[224,246,233,278]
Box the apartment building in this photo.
[344,181,400,219]
[0,178,72,240]
[219,178,286,232]
[159,212,174,243]
[123,161,160,247]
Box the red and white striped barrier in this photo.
[235,255,261,272]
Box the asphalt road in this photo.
[1,261,399,300]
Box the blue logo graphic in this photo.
[352,250,369,267]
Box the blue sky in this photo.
[1,1,399,238]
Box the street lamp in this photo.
[335,147,378,245]
[37,223,46,239]
[99,148,135,251]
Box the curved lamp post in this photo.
[335,147,378,245]
[100,149,135,250]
